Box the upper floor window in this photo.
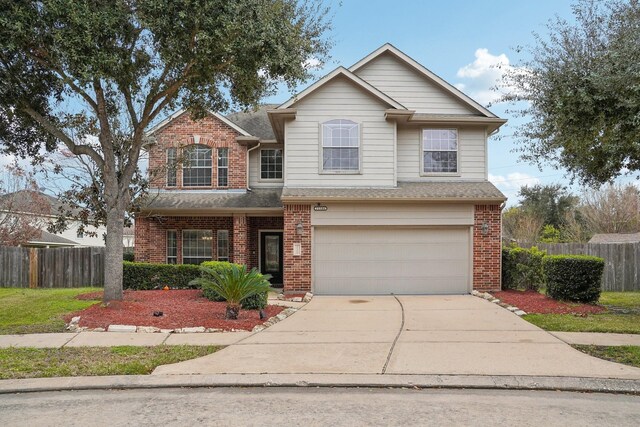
[217,147,229,187]
[322,119,360,172]
[183,144,212,186]
[166,148,177,187]
[260,148,283,180]
[422,129,458,174]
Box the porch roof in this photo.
[139,189,283,214]
[281,181,506,203]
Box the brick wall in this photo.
[148,112,247,190]
[473,204,502,292]
[283,204,311,293]
[134,215,233,263]
[247,216,284,270]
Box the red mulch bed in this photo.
[493,290,607,315]
[65,290,284,331]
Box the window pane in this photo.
[424,151,458,173]
[182,230,212,264]
[422,129,458,173]
[167,148,177,187]
[260,149,283,179]
[166,230,177,264]
[217,230,229,261]
[218,148,228,187]
[321,120,359,171]
[182,145,212,186]
[322,147,359,171]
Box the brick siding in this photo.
[473,204,502,292]
[283,204,312,293]
[148,112,247,190]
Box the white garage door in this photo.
[313,227,471,295]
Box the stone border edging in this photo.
[1,373,638,395]
[472,290,527,316]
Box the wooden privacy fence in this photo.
[0,246,104,288]
[531,243,640,292]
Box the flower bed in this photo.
[493,290,607,315]
[66,290,284,331]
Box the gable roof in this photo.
[349,43,498,118]
[278,66,406,110]
[146,109,252,136]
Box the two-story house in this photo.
[135,44,507,295]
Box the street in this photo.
[1,387,638,426]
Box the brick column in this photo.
[473,204,502,292]
[233,214,248,265]
[283,204,311,293]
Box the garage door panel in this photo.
[314,227,470,295]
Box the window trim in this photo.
[182,144,213,188]
[217,147,229,188]
[166,148,177,187]
[319,119,362,175]
[420,128,461,177]
[166,230,178,264]
[259,147,284,182]
[217,229,229,262]
[181,229,213,265]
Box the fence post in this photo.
[29,248,38,288]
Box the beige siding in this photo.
[354,52,478,115]
[311,203,474,226]
[284,76,396,187]
[248,143,284,188]
[313,227,471,295]
[397,126,486,181]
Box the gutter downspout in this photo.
[246,142,261,192]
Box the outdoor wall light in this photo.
[481,222,489,236]
[296,222,304,235]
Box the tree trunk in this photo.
[225,304,240,320]
[103,205,125,302]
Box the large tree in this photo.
[501,0,640,186]
[0,0,331,301]
[518,183,578,229]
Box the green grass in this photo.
[599,291,640,309]
[523,313,640,334]
[573,345,640,368]
[0,345,220,379]
[0,288,101,334]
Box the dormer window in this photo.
[422,129,458,174]
[322,119,360,172]
[183,144,212,186]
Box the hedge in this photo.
[502,246,546,291]
[543,255,604,303]
[198,261,269,310]
[123,261,201,290]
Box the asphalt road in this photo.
[1,387,639,426]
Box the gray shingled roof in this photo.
[226,104,277,140]
[281,181,506,202]
[589,233,640,244]
[29,230,79,246]
[140,189,283,211]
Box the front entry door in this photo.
[260,231,283,286]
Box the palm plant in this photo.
[192,264,271,319]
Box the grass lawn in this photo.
[0,345,220,379]
[0,288,101,334]
[523,291,640,334]
[573,345,640,368]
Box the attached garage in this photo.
[313,226,471,295]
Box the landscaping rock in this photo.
[514,310,527,316]
[176,326,206,333]
[252,325,266,333]
[291,297,303,302]
[205,328,223,333]
[482,292,493,300]
[491,299,501,304]
[506,306,518,312]
[90,327,106,332]
[107,324,137,333]
[276,313,288,321]
[137,326,161,333]
[471,290,481,296]
[303,292,313,302]
[70,316,81,324]
[160,329,175,334]
[276,294,285,300]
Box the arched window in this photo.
[322,119,360,171]
[182,144,212,186]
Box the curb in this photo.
[1,374,639,395]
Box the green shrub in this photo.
[123,251,135,262]
[198,261,269,309]
[502,246,546,291]
[543,255,604,303]
[123,261,201,290]
[190,264,271,319]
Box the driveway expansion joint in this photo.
[382,295,404,374]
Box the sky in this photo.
[0,0,596,204]
[263,0,580,204]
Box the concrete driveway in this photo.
[154,295,640,379]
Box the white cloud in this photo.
[489,172,541,204]
[303,57,322,70]
[455,48,516,106]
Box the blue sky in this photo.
[264,0,579,203]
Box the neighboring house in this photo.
[589,233,640,244]
[123,226,135,248]
[135,44,507,295]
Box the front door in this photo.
[260,231,283,286]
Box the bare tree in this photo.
[580,184,640,234]
[502,206,545,247]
